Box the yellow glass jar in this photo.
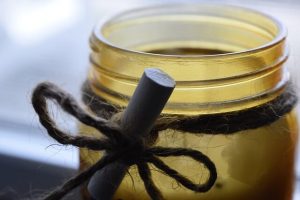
[80,4,298,200]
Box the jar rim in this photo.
[93,3,287,59]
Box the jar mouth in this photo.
[94,4,286,59]
[88,4,289,114]
[91,4,287,81]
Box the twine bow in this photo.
[32,82,217,200]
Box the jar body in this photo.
[79,4,298,200]
[80,110,298,200]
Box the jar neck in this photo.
[87,4,289,115]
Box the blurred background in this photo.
[0,0,299,199]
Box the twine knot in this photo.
[32,82,217,200]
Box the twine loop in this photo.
[32,82,217,200]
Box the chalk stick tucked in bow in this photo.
[88,68,176,200]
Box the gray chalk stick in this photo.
[88,68,175,200]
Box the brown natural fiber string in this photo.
[32,82,217,200]
[82,81,298,134]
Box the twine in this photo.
[32,82,217,200]
[82,82,298,134]
[32,81,297,199]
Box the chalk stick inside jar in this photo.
[88,68,176,200]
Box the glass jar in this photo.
[80,4,298,200]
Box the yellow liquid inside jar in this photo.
[79,4,298,200]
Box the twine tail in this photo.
[43,154,118,200]
[137,162,164,200]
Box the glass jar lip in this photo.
[93,3,287,59]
